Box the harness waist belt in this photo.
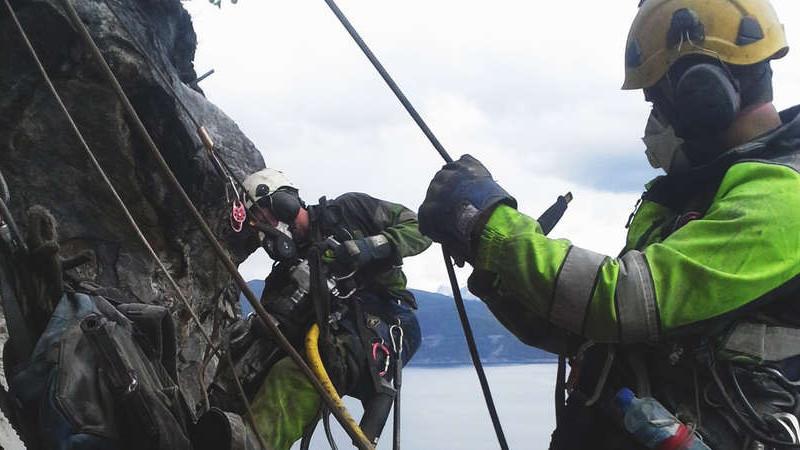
[722,322,800,363]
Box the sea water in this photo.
[293,364,558,450]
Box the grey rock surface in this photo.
[0,0,265,411]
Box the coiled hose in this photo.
[305,323,371,446]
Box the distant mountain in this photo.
[435,284,480,301]
[240,280,555,366]
[240,280,264,317]
[410,289,555,365]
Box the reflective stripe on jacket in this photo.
[470,106,800,344]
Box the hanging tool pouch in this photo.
[8,292,194,450]
[351,299,396,444]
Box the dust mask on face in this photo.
[642,109,690,174]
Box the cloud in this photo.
[185,0,800,291]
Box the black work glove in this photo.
[324,235,392,274]
[418,154,516,264]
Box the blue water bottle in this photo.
[615,388,711,450]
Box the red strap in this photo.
[657,424,693,450]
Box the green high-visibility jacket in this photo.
[470,107,800,346]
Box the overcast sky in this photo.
[184,0,800,293]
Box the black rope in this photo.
[442,250,510,449]
[321,0,450,163]
[323,409,339,450]
[321,2,579,448]
[320,1,509,446]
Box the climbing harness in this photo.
[4,0,374,447]
[320,1,573,448]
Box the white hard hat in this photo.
[242,168,297,209]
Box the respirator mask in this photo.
[642,109,690,174]
[250,187,304,262]
[252,220,297,262]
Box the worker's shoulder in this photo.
[731,105,800,175]
[739,150,800,175]
[333,192,405,209]
[719,150,800,201]
[333,192,377,202]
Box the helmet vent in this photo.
[667,8,705,48]
[737,16,765,45]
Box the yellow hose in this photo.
[305,324,374,449]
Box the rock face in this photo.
[0,0,265,410]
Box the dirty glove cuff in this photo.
[418,154,517,264]
[333,235,393,272]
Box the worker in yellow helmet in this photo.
[419,0,800,448]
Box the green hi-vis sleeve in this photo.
[379,203,432,259]
[473,162,800,344]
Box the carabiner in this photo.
[390,322,404,357]
[372,340,391,377]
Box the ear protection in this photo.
[264,189,303,223]
[671,63,741,140]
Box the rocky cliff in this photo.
[0,0,264,410]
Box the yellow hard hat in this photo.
[623,0,789,90]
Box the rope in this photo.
[95,0,267,432]
[321,0,510,446]
[100,0,240,186]
[94,3,373,446]
[96,2,365,445]
[321,3,579,447]
[0,168,9,204]
[100,0,276,233]
[442,250,510,449]
[0,3,271,448]
[55,0,372,447]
